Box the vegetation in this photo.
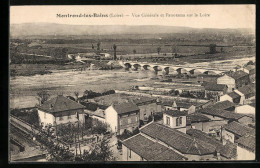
[36,90,50,105]
[10,108,40,127]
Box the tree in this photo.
[74,91,79,102]
[36,90,50,105]
[133,49,136,55]
[113,44,117,60]
[97,41,101,51]
[157,46,161,55]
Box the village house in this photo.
[217,70,249,92]
[163,110,187,133]
[233,84,255,104]
[186,129,237,160]
[221,121,255,144]
[235,104,255,116]
[219,92,241,104]
[186,113,211,132]
[132,97,162,121]
[207,100,236,112]
[161,100,203,114]
[105,102,140,135]
[37,95,85,127]
[121,133,187,161]
[82,102,108,123]
[236,134,255,160]
[202,82,228,100]
[239,65,255,83]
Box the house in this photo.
[207,100,236,111]
[234,84,255,104]
[235,104,255,116]
[132,97,162,121]
[82,102,108,123]
[217,71,249,92]
[37,95,85,127]
[137,122,217,161]
[163,110,187,133]
[161,100,203,114]
[186,129,237,160]
[222,121,254,144]
[203,82,228,100]
[104,102,140,135]
[199,107,253,125]
[239,65,255,83]
[186,113,211,132]
[121,133,187,161]
[219,92,241,104]
[236,134,255,160]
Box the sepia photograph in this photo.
[9,5,255,162]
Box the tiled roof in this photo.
[186,113,211,125]
[207,100,236,110]
[224,121,255,137]
[132,97,156,105]
[140,123,216,155]
[236,134,255,152]
[112,102,140,114]
[81,102,108,111]
[38,95,85,113]
[186,129,237,159]
[199,108,245,120]
[161,101,203,108]
[227,92,241,99]
[237,84,255,96]
[225,70,249,80]
[122,134,187,161]
[204,83,227,91]
[85,110,105,119]
[164,110,188,117]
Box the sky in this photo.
[10,5,255,30]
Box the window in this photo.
[179,117,182,126]
[59,116,63,121]
[176,118,179,126]
[166,116,170,125]
[129,149,131,158]
[44,112,46,119]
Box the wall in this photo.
[163,113,186,133]
[55,110,85,125]
[91,115,106,123]
[234,90,245,104]
[38,109,55,127]
[222,129,235,143]
[220,95,233,103]
[201,113,224,121]
[217,75,235,92]
[122,144,144,161]
[138,102,161,121]
[119,111,139,134]
[237,145,255,160]
[188,120,228,133]
[105,106,118,133]
[185,154,215,161]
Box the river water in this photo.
[10,56,255,109]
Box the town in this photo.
[9,6,255,162]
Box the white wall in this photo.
[234,90,245,104]
[122,144,144,161]
[55,113,85,125]
[217,75,235,92]
[105,106,118,133]
[38,109,55,127]
[163,113,186,130]
[222,129,235,143]
[237,145,255,160]
[235,105,255,115]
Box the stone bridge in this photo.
[119,61,225,75]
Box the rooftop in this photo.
[237,84,255,96]
[38,95,85,113]
[186,129,237,159]
[224,121,255,137]
[225,70,248,80]
[122,134,187,161]
[236,134,255,152]
[164,110,188,117]
[227,92,241,99]
[203,83,227,91]
[161,101,204,109]
[199,108,246,120]
[112,102,140,115]
[207,100,236,110]
[140,122,216,155]
[81,102,108,111]
[186,113,211,125]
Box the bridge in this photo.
[118,61,226,75]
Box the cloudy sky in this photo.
[10,5,255,30]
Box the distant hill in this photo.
[10,23,253,37]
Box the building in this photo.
[234,84,255,104]
[104,102,140,135]
[121,133,187,161]
[186,113,211,132]
[207,100,236,111]
[239,65,255,83]
[222,121,255,144]
[203,82,228,100]
[186,129,237,160]
[136,122,217,161]
[235,104,255,116]
[132,97,162,121]
[161,100,203,114]
[37,95,85,127]
[163,110,187,133]
[236,134,255,160]
[219,92,241,104]
[82,102,108,123]
[217,71,249,92]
